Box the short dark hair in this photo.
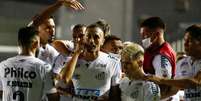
[18,27,38,48]
[94,19,111,37]
[73,24,87,32]
[103,35,121,45]
[140,16,165,30]
[185,24,201,42]
[87,24,105,36]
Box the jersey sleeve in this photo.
[42,64,57,94]
[143,82,160,101]
[111,61,122,86]
[53,56,71,75]
[50,46,59,65]
[52,54,63,74]
[152,54,172,78]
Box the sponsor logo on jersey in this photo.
[185,88,201,98]
[4,67,36,79]
[95,72,106,80]
[161,56,169,68]
[76,88,100,97]
[186,92,201,98]
[4,67,37,88]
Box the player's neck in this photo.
[20,48,35,56]
[83,51,99,61]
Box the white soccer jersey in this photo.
[52,54,73,101]
[120,77,160,101]
[0,55,55,101]
[52,54,71,75]
[152,54,172,78]
[175,56,201,101]
[37,44,59,66]
[71,52,121,100]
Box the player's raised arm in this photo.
[60,39,84,83]
[31,0,84,27]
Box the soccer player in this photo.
[28,0,84,65]
[120,42,160,101]
[61,24,122,101]
[101,35,123,55]
[145,24,201,101]
[0,27,58,101]
[51,24,87,101]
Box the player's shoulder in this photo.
[25,56,51,70]
[46,44,58,52]
[177,56,191,66]
[0,56,16,66]
[101,52,120,62]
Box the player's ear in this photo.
[32,40,39,49]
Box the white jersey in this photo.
[120,77,160,101]
[175,56,201,101]
[71,52,121,100]
[0,55,55,101]
[37,44,59,66]
[52,54,71,75]
[52,54,73,101]
[152,54,172,78]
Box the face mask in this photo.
[142,37,152,49]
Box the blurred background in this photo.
[1,0,201,61]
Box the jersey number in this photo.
[13,91,24,101]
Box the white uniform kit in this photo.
[152,55,173,78]
[175,56,201,101]
[53,54,73,101]
[37,44,59,66]
[71,52,121,101]
[120,77,160,101]
[0,55,55,101]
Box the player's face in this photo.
[38,18,55,45]
[184,32,201,57]
[85,27,104,53]
[73,27,86,47]
[140,27,158,45]
[103,40,123,54]
[121,54,144,79]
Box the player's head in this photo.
[72,24,87,48]
[84,24,104,53]
[18,27,40,52]
[184,24,201,58]
[101,35,123,54]
[140,16,165,49]
[121,43,144,79]
[94,19,111,37]
[38,16,55,45]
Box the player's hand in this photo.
[61,0,85,10]
[74,38,84,54]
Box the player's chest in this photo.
[73,61,112,80]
